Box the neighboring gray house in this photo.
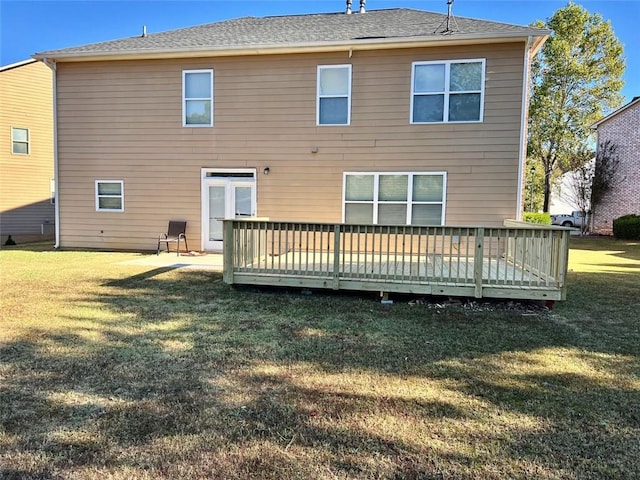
[591,96,640,235]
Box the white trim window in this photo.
[11,127,29,154]
[183,69,214,127]
[411,59,485,123]
[317,65,352,125]
[343,172,447,225]
[95,180,124,212]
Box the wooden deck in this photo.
[223,220,570,301]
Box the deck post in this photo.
[474,227,484,298]
[333,224,341,289]
[558,229,570,300]
[223,220,234,285]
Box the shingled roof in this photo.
[34,8,549,61]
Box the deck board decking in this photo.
[223,220,570,301]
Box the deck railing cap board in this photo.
[232,219,569,232]
[503,219,571,230]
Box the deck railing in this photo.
[223,220,570,301]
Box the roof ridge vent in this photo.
[359,0,366,13]
[434,0,459,35]
[346,0,352,14]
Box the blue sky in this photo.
[1,0,638,102]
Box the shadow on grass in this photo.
[2,262,639,479]
[0,240,56,253]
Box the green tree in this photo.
[527,2,625,212]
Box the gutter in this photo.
[41,57,60,249]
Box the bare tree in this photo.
[562,149,593,235]
[590,140,622,231]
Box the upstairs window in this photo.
[411,59,485,123]
[11,127,29,154]
[343,172,446,225]
[95,180,124,212]
[317,65,351,125]
[183,69,213,126]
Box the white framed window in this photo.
[343,172,447,225]
[317,65,351,125]
[411,59,485,123]
[183,69,213,127]
[95,180,124,212]
[11,127,29,154]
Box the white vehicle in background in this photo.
[551,210,590,228]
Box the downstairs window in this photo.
[343,172,446,225]
[95,180,124,212]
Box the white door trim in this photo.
[201,168,257,251]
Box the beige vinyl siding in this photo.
[55,42,526,251]
[0,61,55,242]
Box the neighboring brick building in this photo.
[591,96,640,235]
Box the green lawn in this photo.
[1,238,638,479]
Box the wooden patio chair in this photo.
[157,221,189,256]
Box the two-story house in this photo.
[34,5,548,252]
[0,59,55,244]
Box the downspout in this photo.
[515,36,533,220]
[42,57,60,248]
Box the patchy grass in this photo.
[0,238,638,479]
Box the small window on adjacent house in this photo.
[11,127,29,154]
[183,69,213,126]
[317,65,351,125]
[411,59,485,123]
[343,172,446,225]
[95,180,124,212]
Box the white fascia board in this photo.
[0,58,38,71]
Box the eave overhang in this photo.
[34,30,549,63]
[591,96,640,130]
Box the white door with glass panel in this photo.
[202,172,256,251]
